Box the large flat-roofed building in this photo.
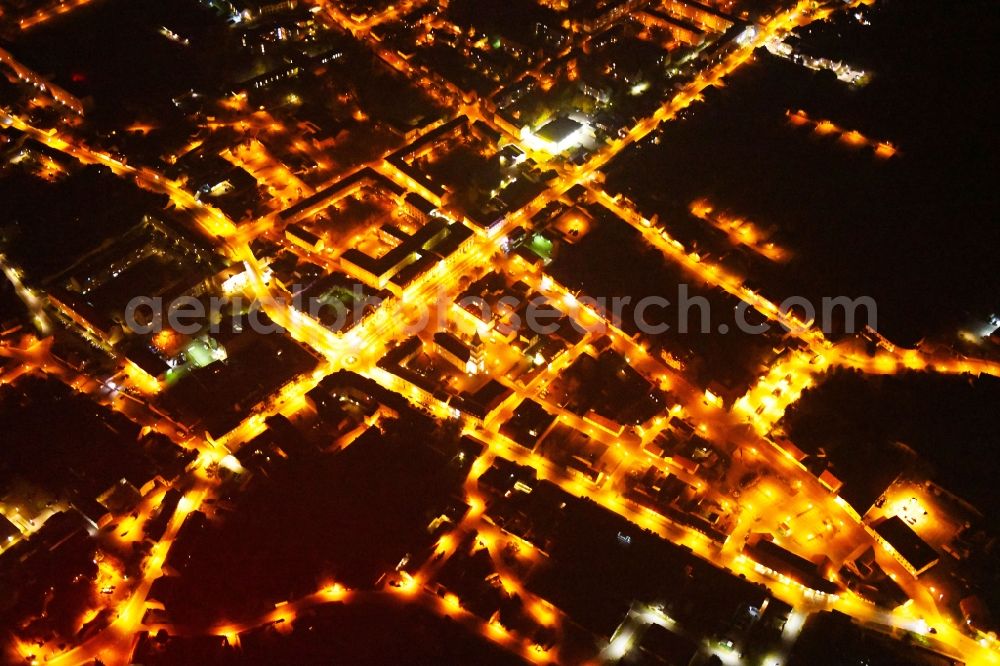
[522,117,588,154]
[873,516,939,577]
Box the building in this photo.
[501,399,557,450]
[234,64,301,93]
[637,623,699,666]
[467,331,486,375]
[459,379,515,422]
[872,516,939,577]
[340,218,473,294]
[230,0,297,22]
[522,117,589,155]
[285,223,324,253]
[278,166,406,225]
[433,331,475,374]
[661,0,735,33]
[636,9,705,45]
[745,534,840,595]
[430,331,486,376]
[568,0,649,34]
